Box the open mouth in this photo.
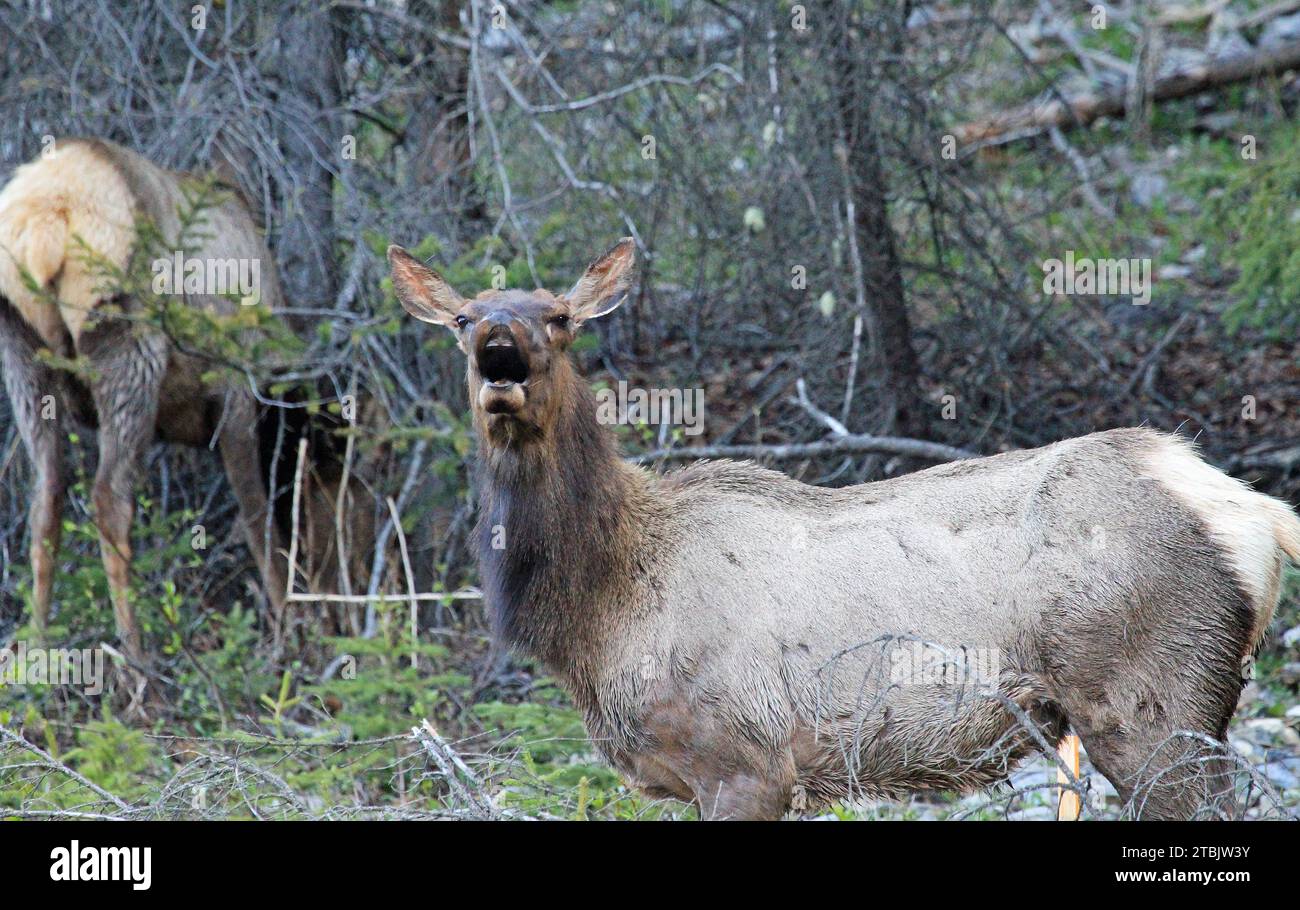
[476,327,529,413]
[478,337,529,385]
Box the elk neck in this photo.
[473,363,665,681]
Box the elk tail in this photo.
[1270,498,1300,565]
[0,192,70,304]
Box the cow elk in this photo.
[390,238,1300,820]
[0,138,368,669]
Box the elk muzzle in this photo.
[475,320,530,414]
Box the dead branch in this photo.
[1122,311,1193,399]
[0,724,134,814]
[387,496,421,669]
[1226,444,1300,475]
[411,719,499,819]
[1156,1,1230,27]
[954,39,1300,147]
[633,434,978,465]
[1242,1,1300,30]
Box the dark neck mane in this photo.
[474,370,651,677]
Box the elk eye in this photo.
[550,314,570,329]
[454,314,470,329]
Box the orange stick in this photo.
[1056,733,1082,820]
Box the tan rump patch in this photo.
[0,141,136,347]
[1141,434,1297,641]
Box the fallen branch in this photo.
[1048,125,1114,220]
[1122,311,1193,398]
[794,377,851,437]
[954,39,1300,147]
[1226,444,1300,474]
[0,725,133,814]
[282,435,482,608]
[411,719,498,819]
[1155,1,1229,27]
[633,434,978,465]
[1242,1,1300,30]
[285,590,481,604]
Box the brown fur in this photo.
[390,240,1300,820]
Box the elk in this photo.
[390,238,1300,820]
[0,138,365,666]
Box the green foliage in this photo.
[63,709,160,802]
[473,686,592,766]
[1191,123,1300,336]
[171,602,275,731]
[3,471,204,676]
[303,603,468,740]
[0,706,164,814]
[473,683,674,819]
[1254,568,1300,709]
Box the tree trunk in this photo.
[825,1,926,439]
[271,1,342,308]
[406,0,484,239]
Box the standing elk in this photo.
[0,138,367,666]
[389,238,1300,820]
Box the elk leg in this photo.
[217,394,288,626]
[1061,664,1241,820]
[0,337,65,644]
[690,742,798,820]
[1075,715,1237,820]
[642,695,798,819]
[694,767,796,820]
[92,465,142,664]
[85,327,165,667]
[27,436,63,645]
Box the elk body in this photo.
[0,138,355,665]
[390,239,1300,820]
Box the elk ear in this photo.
[564,237,637,325]
[387,245,464,328]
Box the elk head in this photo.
[388,239,636,446]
